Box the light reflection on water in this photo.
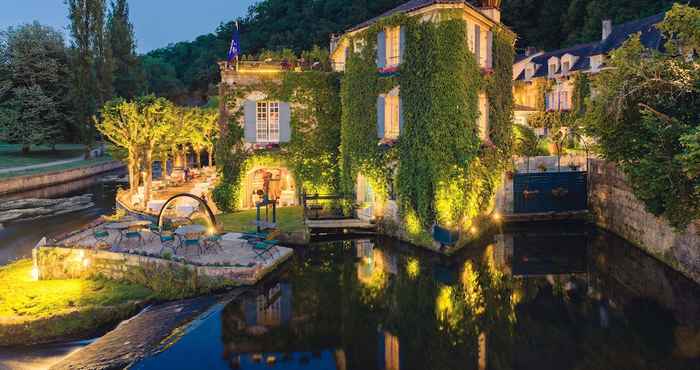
[134,222,700,370]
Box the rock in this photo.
[0,211,23,223]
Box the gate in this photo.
[513,171,588,214]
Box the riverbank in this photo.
[0,159,124,196]
[0,259,153,347]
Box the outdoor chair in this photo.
[202,234,224,254]
[93,229,111,249]
[252,240,279,261]
[158,232,179,256]
[123,228,144,248]
[182,234,202,255]
[241,232,269,241]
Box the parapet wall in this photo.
[0,160,124,196]
[588,159,700,284]
[33,246,288,295]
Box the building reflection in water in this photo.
[209,225,700,370]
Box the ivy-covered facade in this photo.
[215,0,515,248]
[330,0,515,245]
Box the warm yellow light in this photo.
[31,266,40,281]
[208,227,216,236]
[492,212,502,223]
[436,286,455,319]
[470,226,478,235]
[406,258,420,279]
[83,258,90,268]
[78,250,85,259]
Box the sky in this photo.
[0,0,258,54]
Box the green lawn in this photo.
[0,259,154,345]
[218,206,305,233]
[0,259,153,321]
[0,143,86,169]
[0,156,114,179]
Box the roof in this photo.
[517,42,596,80]
[348,0,486,32]
[591,12,666,55]
[516,11,667,81]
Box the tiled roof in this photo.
[518,42,596,80]
[591,12,666,55]
[348,0,483,31]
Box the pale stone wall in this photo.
[588,159,700,284]
[34,246,289,290]
[0,161,124,196]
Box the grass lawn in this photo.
[0,143,86,169]
[0,259,153,345]
[218,206,305,233]
[0,156,115,179]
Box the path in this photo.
[0,156,85,175]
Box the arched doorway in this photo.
[240,166,297,209]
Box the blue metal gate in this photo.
[513,171,588,214]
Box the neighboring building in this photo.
[513,12,667,128]
[329,0,512,223]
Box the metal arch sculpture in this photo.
[156,193,219,232]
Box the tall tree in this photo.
[66,0,109,147]
[0,23,71,152]
[107,0,144,99]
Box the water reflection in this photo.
[135,223,700,370]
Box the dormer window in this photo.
[549,64,557,76]
[526,66,535,79]
[562,61,570,74]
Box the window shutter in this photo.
[377,95,385,138]
[377,30,386,68]
[244,100,257,143]
[487,30,493,69]
[279,102,291,143]
[399,96,404,134]
[474,25,481,66]
[399,26,406,64]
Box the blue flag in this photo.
[227,22,241,62]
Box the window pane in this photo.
[269,102,280,142]
[256,102,268,141]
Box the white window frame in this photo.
[386,27,401,66]
[256,101,280,143]
[562,61,570,74]
[384,95,400,139]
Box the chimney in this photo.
[602,19,613,40]
[479,0,502,23]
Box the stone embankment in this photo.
[588,159,700,284]
[0,195,94,224]
[0,160,123,196]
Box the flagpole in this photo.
[235,21,240,72]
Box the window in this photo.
[256,101,280,142]
[562,61,570,74]
[560,91,569,110]
[478,93,489,141]
[384,95,400,139]
[386,27,401,66]
[549,64,557,75]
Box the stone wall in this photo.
[0,161,124,196]
[33,246,287,294]
[588,159,700,284]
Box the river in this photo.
[131,222,700,370]
[0,171,124,265]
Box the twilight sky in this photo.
[0,0,258,53]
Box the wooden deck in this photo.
[305,218,375,231]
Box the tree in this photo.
[137,96,175,205]
[66,0,110,147]
[585,4,700,228]
[107,0,144,99]
[0,23,71,151]
[96,98,142,196]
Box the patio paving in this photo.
[56,223,293,272]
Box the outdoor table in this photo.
[169,217,192,228]
[103,220,151,248]
[174,224,207,236]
